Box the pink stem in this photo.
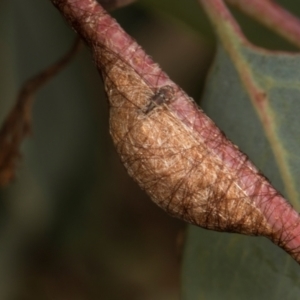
[226,0,300,49]
[50,0,300,263]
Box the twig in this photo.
[0,38,81,187]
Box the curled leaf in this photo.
[51,0,300,264]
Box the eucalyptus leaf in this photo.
[182,42,300,299]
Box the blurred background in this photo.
[1,0,300,299]
[0,0,212,299]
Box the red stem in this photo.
[226,0,300,49]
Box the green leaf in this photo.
[182,41,300,299]
[182,228,300,299]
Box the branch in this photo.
[50,0,300,264]
[0,38,81,187]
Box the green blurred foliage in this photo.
[140,0,300,50]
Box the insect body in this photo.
[144,85,174,114]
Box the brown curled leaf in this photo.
[50,0,300,264]
[0,38,81,187]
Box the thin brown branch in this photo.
[0,38,81,187]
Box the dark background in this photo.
[0,0,211,299]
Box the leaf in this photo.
[182,228,300,299]
[182,39,300,299]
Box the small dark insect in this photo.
[144,85,174,114]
